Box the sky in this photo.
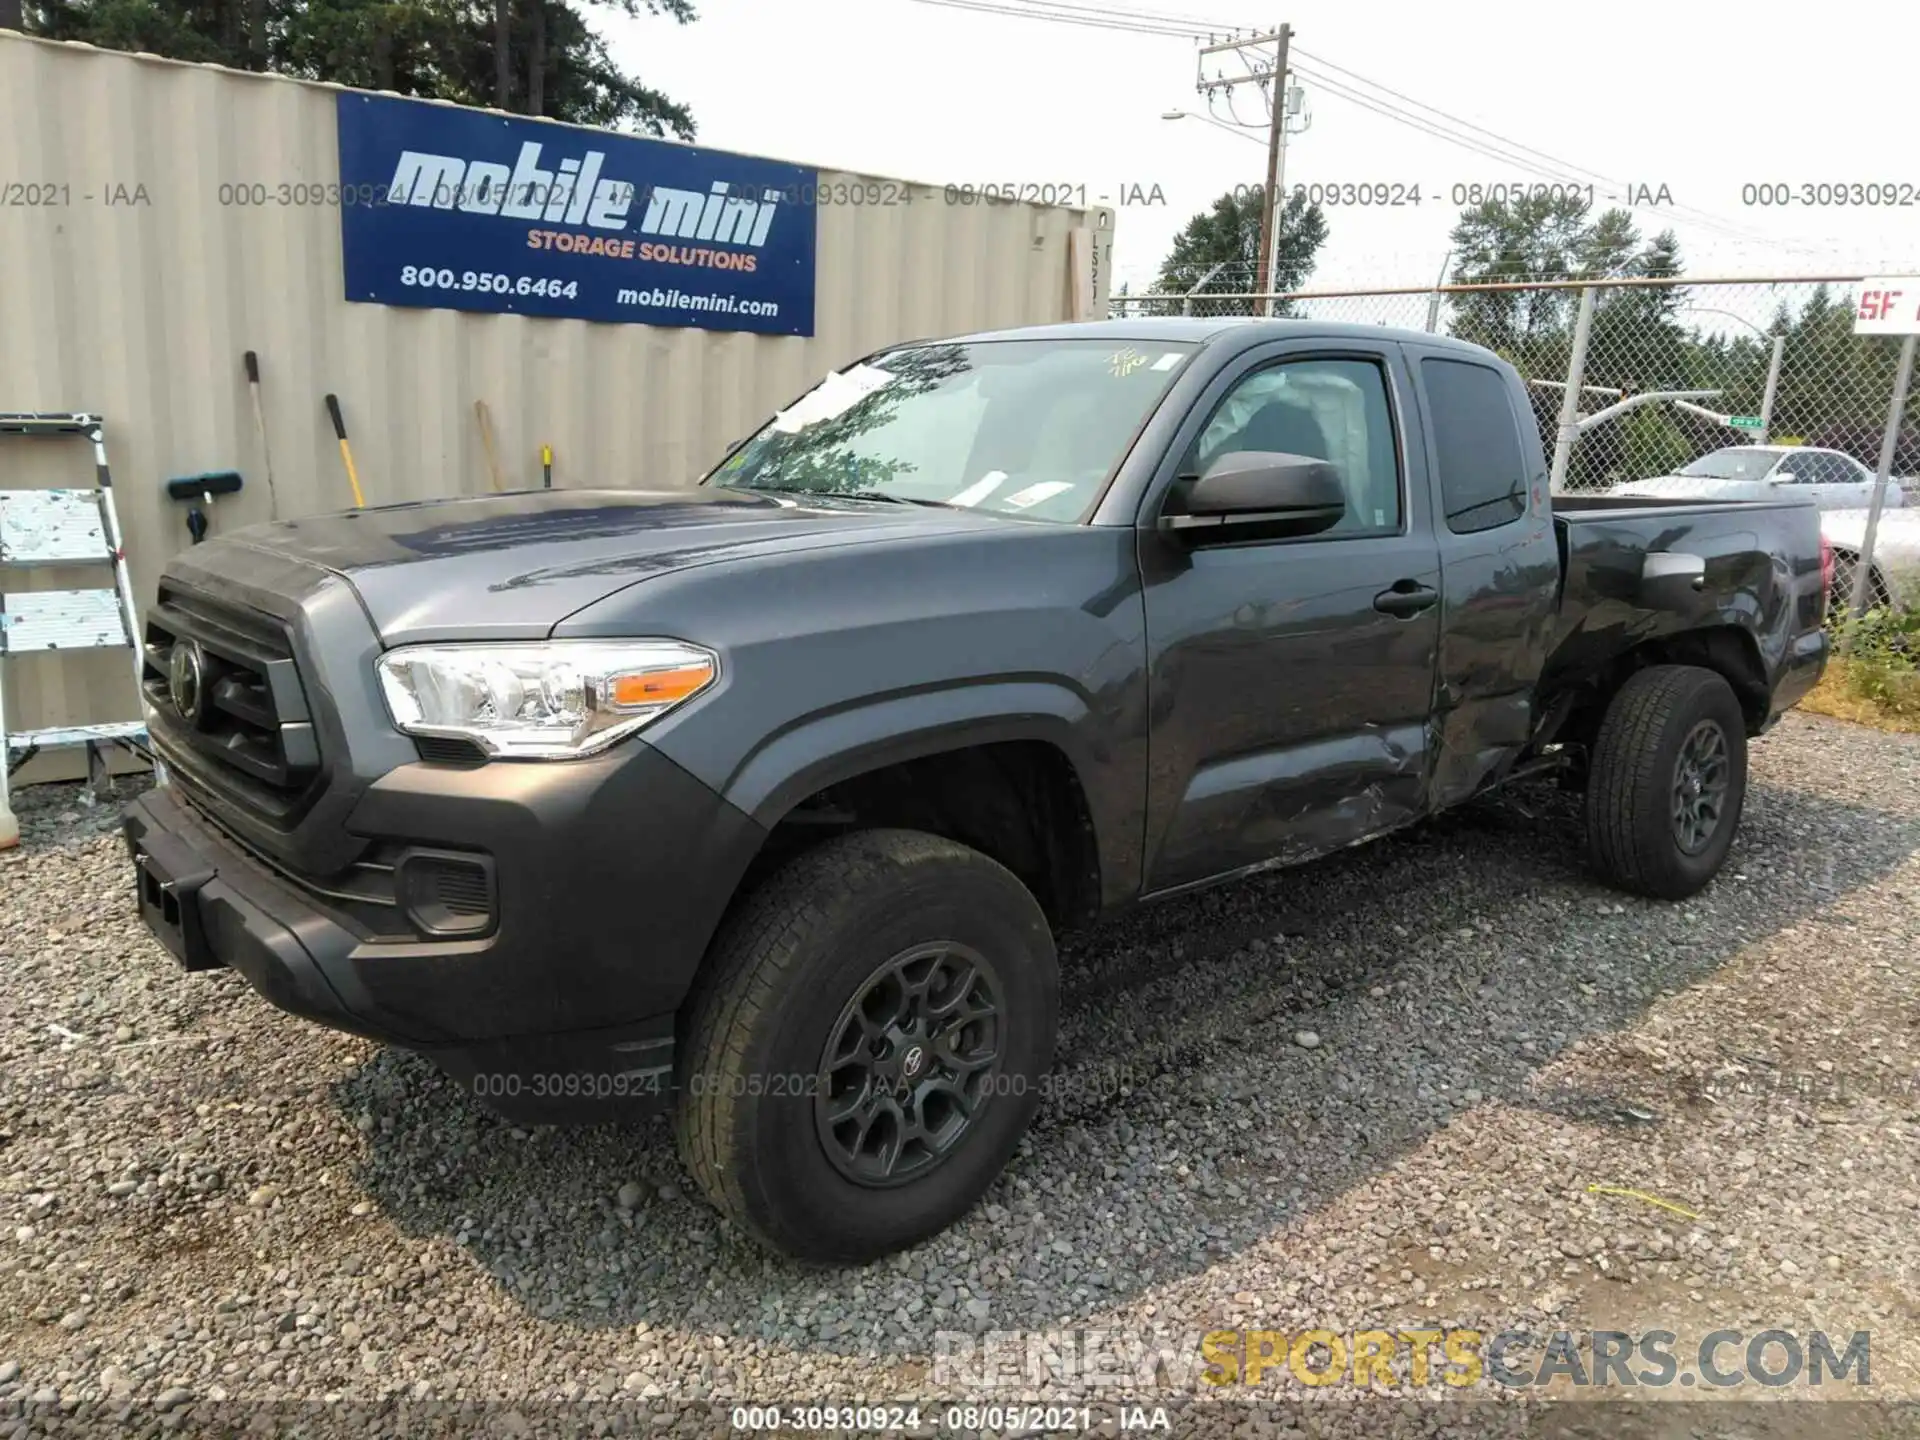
[606,0,1920,297]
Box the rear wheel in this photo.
[1585,664,1748,899]
[675,828,1057,1263]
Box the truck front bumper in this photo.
[122,741,765,1125]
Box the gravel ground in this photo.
[2,713,1918,1438]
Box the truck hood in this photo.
[222,487,1006,644]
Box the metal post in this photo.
[1182,261,1228,317]
[1849,331,1917,619]
[1252,22,1292,318]
[1548,286,1598,494]
[1757,333,1784,445]
[1424,250,1452,333]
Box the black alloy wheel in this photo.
[815,942,1005,1187]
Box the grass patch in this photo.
[1802,662,1920,732]
[1804,606,1920,732]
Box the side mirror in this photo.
[1161,451,1346,541]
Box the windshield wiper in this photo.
[784,489,960,510]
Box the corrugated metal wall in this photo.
[0,32,1113,778]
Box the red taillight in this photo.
[1819,536,1835,615]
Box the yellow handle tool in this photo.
[324,393,366,508]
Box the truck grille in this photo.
[141,585,321,824]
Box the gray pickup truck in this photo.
[124,319,1828,1261]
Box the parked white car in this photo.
[1822,506,1920,611]
[1611,445,1906,511]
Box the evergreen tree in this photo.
[22,0,696,135]
[1154,187,1329,315]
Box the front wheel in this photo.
[1584,664,1749,899]
[675,828,1057,1263]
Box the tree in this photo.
[1154,187,1329,314]
[23,0,696,135]
[1444,194,1695,486]
[1769,285,1920,471]
[1445,190,1591,363]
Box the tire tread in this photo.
[675,828,1038,1256]
[1585,664,1743,899]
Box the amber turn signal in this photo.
[608,662,714,709]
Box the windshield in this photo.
[1677,447,1780,480]
[705,339,1196,522]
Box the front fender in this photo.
[715,681,1140,909]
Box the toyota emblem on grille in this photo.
[168,640,206,724]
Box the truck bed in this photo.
[1543,491,1827,727]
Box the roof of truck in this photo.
[950,316,1503,358]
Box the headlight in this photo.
[375,640,717,759]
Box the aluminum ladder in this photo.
[0,413,149,847]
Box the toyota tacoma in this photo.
[125,319,1829,1262]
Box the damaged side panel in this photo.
[1147,723,1427,893]
[1135,524,1443,894]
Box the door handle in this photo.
[1373,580,1438,617]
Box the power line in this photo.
[1286,45,1792,249]
[1288,62,1815,255]
[898,0,1831,259]
[937,0,1242,32]
[900,0,1210,37]
[1290,45,1618,185]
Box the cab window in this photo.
[1422,358,1528,534]
[1181,356,1402,537]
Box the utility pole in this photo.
[1193,24,1297,317]
[1254,23,1291,317]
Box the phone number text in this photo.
[400,265,581,299]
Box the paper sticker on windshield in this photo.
[770,364,894,434]
[1001,481,1074,510]
[949,471,1009,508]
[1108,347,1148,378]
[1151,352,1183,371]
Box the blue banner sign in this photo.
[336,93,817,335]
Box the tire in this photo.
[1584,664,1748,900]
[675,828,1057,1263]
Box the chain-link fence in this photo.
[1113,271,1920,509]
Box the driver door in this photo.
[1137,342,1442,894]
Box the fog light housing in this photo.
[395,849,496,938]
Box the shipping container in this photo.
[0,32,1114,780]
